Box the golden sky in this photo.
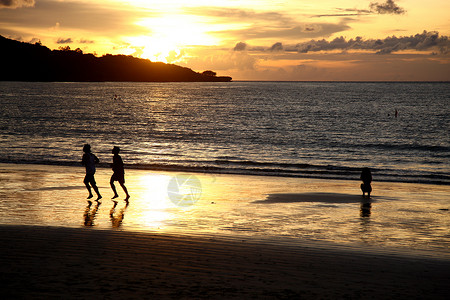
[1,0,449,80]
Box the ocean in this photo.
[1,81,449,185]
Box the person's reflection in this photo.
[84,200,100,227]
[360,202,372,218]
[359,200,372,238]
[110,201,129,228]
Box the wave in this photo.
[214,159,313,169]
[359,143,450,153]
[2,158,448,186]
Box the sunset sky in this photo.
[1,0,449,81]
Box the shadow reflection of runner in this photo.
[84,200,100,227]
[110,201,129,228]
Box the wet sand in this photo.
[1,163,449,251]
[1,225,449,299]
[0,163,449,298]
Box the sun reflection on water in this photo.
[128,174,175,229]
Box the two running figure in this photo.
[82,144,130,202]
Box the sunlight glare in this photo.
[133,174,175,229]
[132,15,217,62]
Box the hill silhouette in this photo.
[0,35,232,82]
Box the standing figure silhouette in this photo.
[82,144,102,201]
[360,167,372,198]
[110,146,130,202]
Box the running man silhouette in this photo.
[110,146,130,201]
[81,144,102,201]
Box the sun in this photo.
[130,14,217,63]
[140,40,181,63]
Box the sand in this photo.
[1,225,449,299]
[0,163,449,298]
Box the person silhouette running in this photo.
[360,167,372,198]
[82,144,102,201]
[110,146,130,202]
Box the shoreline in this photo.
[1,160,448,186]
[1,224,449,299]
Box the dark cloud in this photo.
[0,0,34,9]
[339,8,372,14]
[233,42,247,51]
[316,8,371,18]
[29,37,40,43]
[369,0,406,15]
[79,39,94,44]
[269,42,283,51]
[236,31,450,55]
[292,31,448,54]
[56,37,73,44]
[316,0,405,17]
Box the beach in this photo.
[0,163,449,298]
[1,225,449,299]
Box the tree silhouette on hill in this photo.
[0,36,232,82]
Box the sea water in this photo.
[0,82,449,252]
[0,81,449,184]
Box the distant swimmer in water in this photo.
[110,146,130,202]
[81,144,102,201]
[360,167,372,198]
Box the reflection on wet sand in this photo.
[360,201,372,218]
[84,201,100,227]
[359,200,372,240]
[110,201,129,228]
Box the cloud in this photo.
[315,0,405,17]
[185,7,293,24]
[0,0,153,36]
[190,7,351,41]
[233,42,247,51]
[269,42,283,51]
[29,37,40,43]
[56,37,73,44]
[249,53,449,81]
[292,31,448,54]
[226,22,351,41]
[234,31,449,56]
[316,8,371,18]
[79,39,94,44]
[215,48,449,81]
[181,48,257,72]
[369,0,406,15]
[0,0,34,9]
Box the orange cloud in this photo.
[0,0,34,9]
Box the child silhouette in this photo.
[360,167,372,198]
